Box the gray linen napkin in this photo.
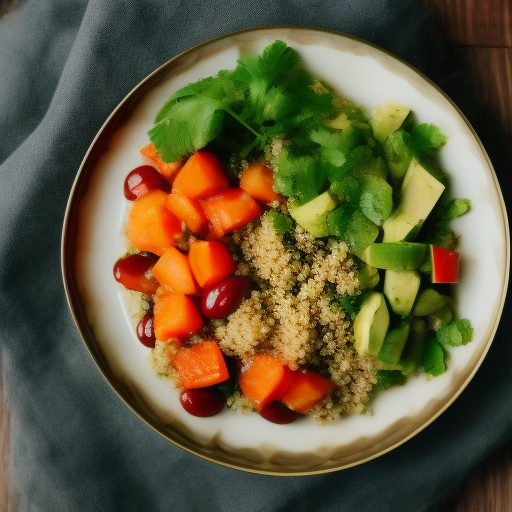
[0,1,509,511]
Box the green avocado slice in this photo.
[354,292,389,357]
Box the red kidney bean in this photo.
[201,275,251,319]
[259,401,302,424]
[137,312,156,348]
[179,387,225,417]
[113,253,159,294]
[124,165,170,200]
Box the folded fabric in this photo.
[0,1,509,511]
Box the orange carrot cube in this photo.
[280,370,335,414]
[140,143,182,181]
[165,191,208,234]
[201,188,263,238]
[153,293,203,341]
[239,162,280,204]
[172,341,229,389]
[125,190,182,256]
[151,247,201,295]
[173,151,229,199]
[239,354,293,411]
[188,240,237,289]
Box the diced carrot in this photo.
[188,240,237,288]
[172,341,229,389]
[239,162,280,204]
[140,143,182,181]
[201,188,263,238]
[165,191,208,235]
[125,190,182,256]
[173,151,229,199]
[280,370,335,414]
[153,292,203,341]
[239,354,293,411]
[151,247,201,295]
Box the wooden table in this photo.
[424,0,512,509]
[0,0,510,510]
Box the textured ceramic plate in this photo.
[62,27,509,475]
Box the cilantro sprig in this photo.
[148,41,336,164]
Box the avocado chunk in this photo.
[382,159,445,242]
[377,320,410,365]
[354,292,390,356]
[360,242,427,270]
[428,304,453,331]
[289,191,338,238]
[370,104,411,142]
[412,288,450,316]
[383,269,421,316]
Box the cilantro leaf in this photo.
[436,319,473,347]
[330,176,360,203]
[273,146,318,204]
[334,289,373,321]
[358,174,393,226]
[437,198,471,220]
[421,337,446,376]
[149,73,262,162]
[381,130,413,180]
[326,205,379,255]
[148,94,227,162]
[375,370,407,391]
[410,124,447,156]
[266,210,293,237]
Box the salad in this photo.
[113,41,473,424]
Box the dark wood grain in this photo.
[452,45,512,171]
[431,441,512,512]
[427,0,512,510]
[426,0,512,46]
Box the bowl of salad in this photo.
[62,27,509,474]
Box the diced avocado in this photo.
[370,104,411,142]
[382,130,413,180]
[377,320,410,365]
[428,304,453,331]
[360,242,427,271]
[358,263,380,289]
[354,292,389,356]
[323,112,352,131]
[374,360,404,371]
[289,191,338,238]
[383,269,421,316]
[382,159,445,242]
[398,317,427,373]
[412,288,450,316]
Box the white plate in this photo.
[62,27,509,474]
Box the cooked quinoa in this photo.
[148,210,374,423]
[147,175,377,423]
